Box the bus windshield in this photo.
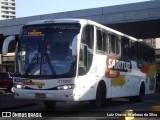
[16,24,80,78]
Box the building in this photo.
[0,0,16,72]
[142,38,156,48]
[0,0,16,20]
[155,38,160,72]
[156,38,160,49]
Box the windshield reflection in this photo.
[16,24,80,78]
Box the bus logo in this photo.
[38,84,43,88]
[107,56,132,72]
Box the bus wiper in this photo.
[25,53,38,76]
[44,51,57,77]
[25,46,40,76]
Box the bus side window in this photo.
[121,37,130,57]
[143,45,148,62]
[109,34,115,54]
[138,43,142,61]
[137,42,145,61]
[79,44,88,74]
[131,41,138,60]
[103,32,108,53]
[150,48,155,63]
[96,28,108,53]
[109,34,120,55]
[79,25,94,76]
[97,29,103,51]
[116,36,121,55]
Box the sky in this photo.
[16,0,151,18]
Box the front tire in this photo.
[43,101,56,110]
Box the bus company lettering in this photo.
[107,57,132,72]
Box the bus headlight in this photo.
[17,84,23,89]
[14,83,25,89]
[57,84,75,90]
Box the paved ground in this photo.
[0,88,159,120]
[0,93,40,111]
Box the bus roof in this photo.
[25,18,86,25]
[25,18,137,41]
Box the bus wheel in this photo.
[129,83,145,102]
[43,101,56,109]
[90,82,106,108]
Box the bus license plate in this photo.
[35,93,46,98]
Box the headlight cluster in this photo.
[13,83,25,89]
[57,84,75,90]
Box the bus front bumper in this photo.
[13,88,80,102]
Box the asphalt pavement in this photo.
[0,93,41,111]
[0,87,159,120]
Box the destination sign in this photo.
[28,29,43,36]
[51,25,79,30]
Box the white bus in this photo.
[3,19,156,109]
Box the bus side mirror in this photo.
[2,36,15,55]
[8,72,14,78]
[72,35,80,56]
